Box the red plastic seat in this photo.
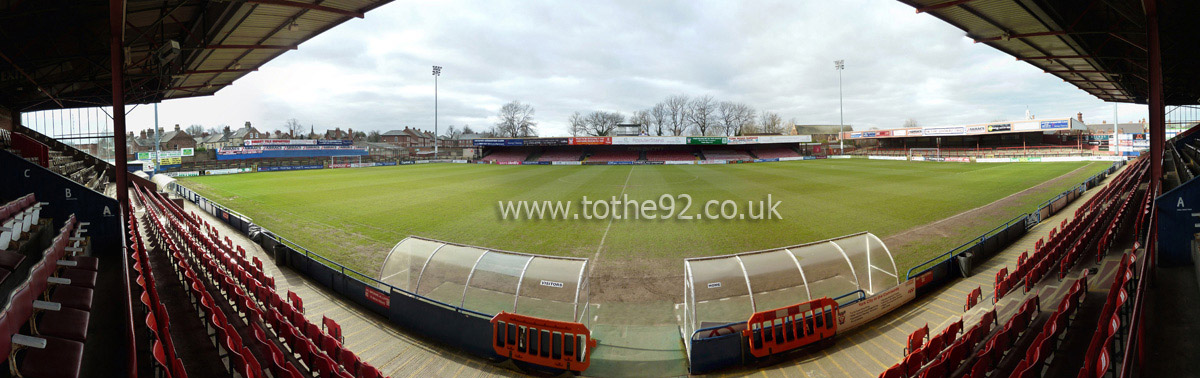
[879,363,903,378]
[359,362,385,378]
[339,346,361,375]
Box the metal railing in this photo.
[1119,186,1157,378]
[905,162,1120,280]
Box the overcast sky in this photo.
[55,0,1153,136]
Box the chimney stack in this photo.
[174,124,181,131]
[140,130,146,139]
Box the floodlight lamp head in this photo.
[834,60,844,70]
[432,66,442,76]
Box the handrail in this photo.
[121,200,137,378]
[905,213,1027,280]
[1119,186,1157,378]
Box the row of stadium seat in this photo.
[481,150,529,163]
[127,198,188,378]
[882,158,1146,378]
[3,129,111,193]
[0,212,97,378]
[644,150,696,161]
[134,184,388,378]
[699,149,752,161]
[751,147,802,159]
[537,150,582,162]
[1,194,44,252]
[586,150,640,162]
[1077,253,1137,378]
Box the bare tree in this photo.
[284,118,305,139]
[367,130,382,142]
[584,111,624,136]
[903,118,919,128]
[687,95,717,136]
[461,124,474,135]
[568,111,586,137]
[631,110,652,135]
[759,111,784,134]
[185,124,205,136]
[444,125,459,139]
[717,101,756,136]
[650,103,668,136]
[735,104,757,136]
[495,101,537,137]
[664,95,690,136]
[717,101,740,136]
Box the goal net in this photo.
[908,148,940,158]
[330,155,362,166]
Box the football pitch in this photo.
[179,159,1110,282]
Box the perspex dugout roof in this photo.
[379,236,589,323]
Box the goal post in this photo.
[908,148,940,158]
[330,155,362,166]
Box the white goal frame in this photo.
[331,155,362,165]
[908,148,941,158]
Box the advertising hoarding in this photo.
[686,137,726,145]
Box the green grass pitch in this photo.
[179,159,1110,278]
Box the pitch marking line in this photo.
[588,165,635,274]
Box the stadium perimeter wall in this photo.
[168,160,1123,375]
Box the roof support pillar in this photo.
[1144,0,1163,196]
[109,0,135,377]
[110,0,129,210]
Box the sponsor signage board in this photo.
[165,171,199,177]
[987,123,1012,132]
[205,168,252,175]
[850,132,862,138]
[138,149,192,159]
[1040,120,1069,130]
[944,157,971,162]
[868,156,908,161]
[728,136,758,145]
[570,137,612,145]
[365,287,390,309]
[524,138,569,146]
[966,126,986,134]
[877,130,891,137]
[472,139,526,146]
[894,129,908,137]
[686,136,726,145]
[244,139,320,146]
[611,136,686,145]
[1012,121,1040,131]
[551,161,582,165]
[923,126,965,136]
[836,280,916,331]
[258,165,324,172]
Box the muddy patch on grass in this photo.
[883,164,1096,266]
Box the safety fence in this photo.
[905,160,1122,291]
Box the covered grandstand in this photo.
[476,135,820,164]
[846,116,1097,158]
